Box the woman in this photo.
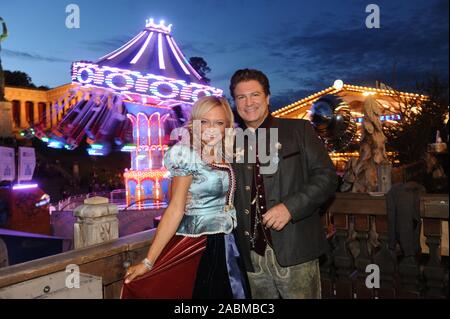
[121,96,247,299]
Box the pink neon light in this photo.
[98,31,145,61]
[72,62,223,103]
[107,31,146,60]
[13,183,38,190]
[145,18,172,34]
[170,38,202,80]
[166,35,190,75]
[158,33,166,70]
[147,113,152,169]
[130,31,154,64]
[149,112,163,146]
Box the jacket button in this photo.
[245,185,251,191]
[244,209,250,215]
[244,231,250,236]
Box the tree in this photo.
[5,70,35,88]
[383,75,449,165]
[189,57,211,84]
[4,70,49,89]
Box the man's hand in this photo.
[262,203,292,231]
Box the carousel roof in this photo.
[272,80,428,118]
[95,19,204,84]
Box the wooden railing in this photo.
[0,229,155,298]
[320,193,449,299]
[0,193,448,299]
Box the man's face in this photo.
[233,80,269,129]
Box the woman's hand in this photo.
[124,263,150,284]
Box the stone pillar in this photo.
[33,101,39,125]
[46,102,51,128]
[73,196,119,249]
[19,100,27,128]
[0,100,13,137]
[51,101,58,127]
[64,97,69,114]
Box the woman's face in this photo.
[199,106,228,145]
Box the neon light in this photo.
[93,68,105,85]
[48,141,64,149]
[150,81,179,99]
[76,67,94,84]
[192,88,212,102]
[88,149,105,156]
[13,183,38,190]
[107,31,146,60]
[145,18,172,34]
[35,194,50,207]
[166,35,190,75]
[105,72,134,91]
[90,144,104,150]
[158,33,166,70]
[121,144,136,152]
[170,37,203,80]
[130,32,154,64]
[98,31,145,61]
[72,62,223,104]
[356,114,401,123]
[124,169,169,180]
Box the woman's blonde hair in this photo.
[185,96,235,162]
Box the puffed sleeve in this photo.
[163,143,200,177]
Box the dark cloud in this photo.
[180,40,248,56]
[81,35,132,54]
[270,88,314,111]
[3,49,70,63]
[262,0,448,103]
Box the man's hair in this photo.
[229,69,270,99]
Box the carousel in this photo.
[34,19,223,208]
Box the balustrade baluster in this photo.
[423,218,446,298]
[354,215,374,299]
[373,215,397,298]
[333,213,354,299]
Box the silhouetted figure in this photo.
[0,17,8,102]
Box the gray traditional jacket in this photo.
[232,115,338,271]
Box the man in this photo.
[230,69,338,299]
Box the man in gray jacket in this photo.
[230,69,338,298]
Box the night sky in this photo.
[1,0,448,110]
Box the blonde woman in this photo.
[121,96,248,299]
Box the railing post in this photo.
[333,213,354,299]
[397,255,422,298]
[73,196,119,249]
[372,215,397,298]
[320,212,335,298]
[354,215,374,299]
[423,218,446,298]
